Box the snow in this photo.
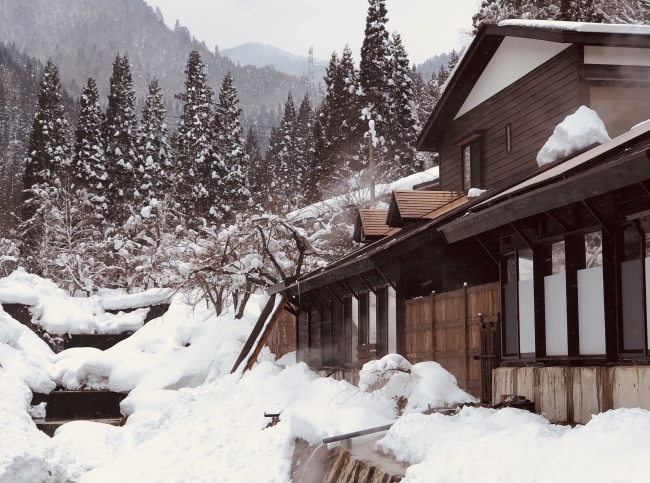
[287,167,439,223]
[2,273,650,481]
[100,287,174,311]
[536,106,610,167]
[467,187,486,198]
[359,355,475,413]
[378,406,650,483]
[0,270,170,335]
[499,19,650,35]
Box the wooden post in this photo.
[369,137,375,203]
[464,284,469,393]
[243,294,289,372]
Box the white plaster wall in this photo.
[584,46,650,66]
[454,37,570,119]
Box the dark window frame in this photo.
[461,137,484,191]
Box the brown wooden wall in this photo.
[404,282,500,400]
[439,45,581,192]
[267,309,297,360]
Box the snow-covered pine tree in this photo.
[268,93,297,211]
[359,0,392,182]
[472,0,612,32]
[209,72,250,222]
[294,93,317,207]
[321,45,363,194]
[264,125,283,212]
[71,77,108,221]
[173,51,214,221]
[134,78,172,205]
[22,59,71,246]
[309,115,326,205]
[386,32,420,178]
[244,127,267,207]
[104,54,138,217]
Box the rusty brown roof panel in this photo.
[387,190,465,227]
[357,209,400,242]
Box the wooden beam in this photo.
[358,273,377,295]
[326,284,344,305]
[581,200,613,238]
[544,210,571,232]
[509,222,533,249]
[340,279,358,300]
[283,304,298,317]
[311,288,331,310]
[288,297,308,312]
[375,268,397,292]
[243,295,289,372]
[230,294,277,374]
[639,180,650,197]
[474,235,499,267]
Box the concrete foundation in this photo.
[493,365,650,424]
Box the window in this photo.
[506,124,512,154]
[620,225,645,353]
[462,138,483,190]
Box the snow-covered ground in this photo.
[2,270,650,482]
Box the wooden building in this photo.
[269,20,650,416]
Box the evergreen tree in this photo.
[268,93,297,211]
[134,78,172,205]
[209,72,249,222]
[244,127,267,206]
[321,46,362,192]
[308,116,326,205]
[104,54,137,214]
[72,77,107,219]
[173,50,214,220]
[294,93,317,207]
[22,60,71,249]
[264,125,284,212]
[359,0,392,180]
[386,32,419,178]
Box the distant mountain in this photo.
[417,52,452,82]
[222,43,328,83]
[0,0,303,131]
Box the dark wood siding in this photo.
[297,310,309,364]
[440,45,581,191]
[331,299,344,367]
[309,306,322,368]
[321,302,332,367]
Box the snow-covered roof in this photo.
[499,19,650,35]
[286,167,439,223]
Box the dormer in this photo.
[418,20,650,194]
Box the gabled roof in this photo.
[386,190,465,227]
[353,209,400,243]
[417,20,650,152]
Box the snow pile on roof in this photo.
[56,293,266,393]
[287,167,439,223]
[499,19,650,35]
[378,406,650,482]
[537,106,610,167]
[100,287,174,311]
[359,354,475,413]
[0,270,163,335]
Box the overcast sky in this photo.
[146,0,480,65]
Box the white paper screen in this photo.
[578,266,606,355]
[369,292,377,344]
[388,287,397,354]
[544,273,568,356]
[518,279,536,354]
[351,297,359,364]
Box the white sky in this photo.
[146,0,480,65]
